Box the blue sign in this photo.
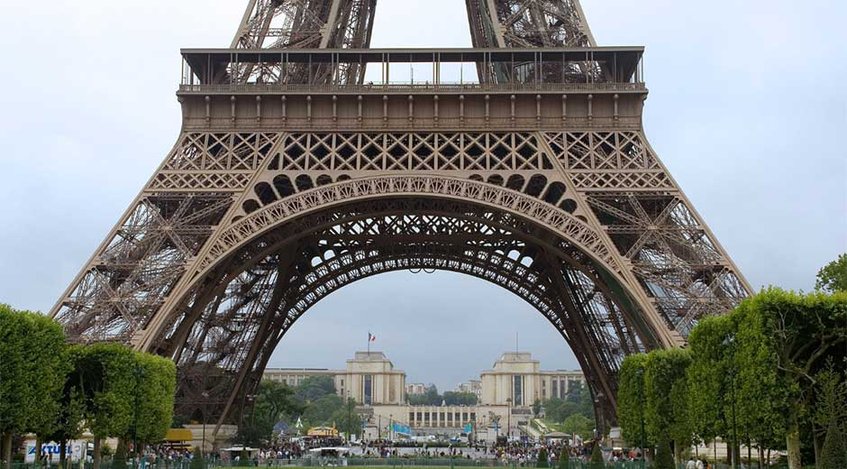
[391,423,411,435]
[463,423,473,433]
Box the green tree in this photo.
[617,354,651,449]
[74,344,137,469]
[131,352,177,448]
[189,447,205,469]
[589,443,603,469]
[819,421,847,469]
[443,392,478,406]
[239,380,302,446]
[561,414,594,441]
[686,315,734,448]
[408,385,441,405]
[814,368,847,469]
[0,305,67,469]
[537,447,549,468]
[645,349,692,465]
[653,440,674,469]
[816,253,847,292]
[294,376,336,402]
[301,394,345,428]
[557,447,569,469]
[46,346,88,469]
[330,398,362,441]
[733,289,847,468]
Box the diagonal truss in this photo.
[50,0,751,432]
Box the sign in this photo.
[25,441,86,463]
[391,423,411,436]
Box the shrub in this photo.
[537,447,549,468]
[190,447,205,469]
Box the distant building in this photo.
[261,350,585,439]
[480,352,586,406]
[455,380,482,400]
[405,383,429,396]
[264,352,405,405]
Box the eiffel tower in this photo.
[51,0,750,430]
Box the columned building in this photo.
[480,352,586,405]
[338,352,406,405]
[262,350,585,438]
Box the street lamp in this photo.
[723,335,738,469]
[133,364,145,469]
[635,368,646,469]
[505,398,512,440]
[201,391,210,462]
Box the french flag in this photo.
[368,332,376,342]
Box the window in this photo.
[363,375,373,405]
[513,375,523,406]
[552,380,558,399]
[470,412,476,422]
[409,412,415,424]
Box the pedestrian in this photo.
[686,457,696,469]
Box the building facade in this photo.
[262,350,585,438]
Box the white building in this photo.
[262,350,585,438]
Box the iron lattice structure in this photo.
[51,0,750,431]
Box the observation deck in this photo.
[177,47,648,131]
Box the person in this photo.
[695,459,705,469]
[686,457,697,469]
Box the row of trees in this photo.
[541,382,596,440]
[617,285,846,469]
[408,385,478,406]
[0,304,177,469]
[237,376,363,446]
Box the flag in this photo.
[368,332,376,342]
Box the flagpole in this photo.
[367,331,371,356]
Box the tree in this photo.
[74,343,137,469]
[589,443,603,469]
[0,305,67,469]
[733,289,847,469]
[531,399,542,417]
[617,354,651,449]
[537,447,549,468]
[239,380,302,446]
[816,253,847,293]
[819,421,847,469]
[294,376,336,402]
[131,352,177,448]
[561,414,593,441]
[408,385,441,405]
[189,447,205,469]
[557,447,569,469]
[653,440,674,469]
[330,398,362,441]
[645,349,692,465]
[814,367,847,469]
[443,392,478,406]
[46,346,88,469]
[686,315,734,449]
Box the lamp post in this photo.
[636,368,646,469]
[201,391,209,463]
[723,335,738,469]
[133,364,145,469]
[505,398,512,441]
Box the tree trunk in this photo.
[59,440,67,469]
[786,410,802,469]
[812,424,822,468]
[2,432,13,469]
[35,438,43,468]
[757,446,764,469]
[93,438,102,469]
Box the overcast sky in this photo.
[0,0,845,391]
